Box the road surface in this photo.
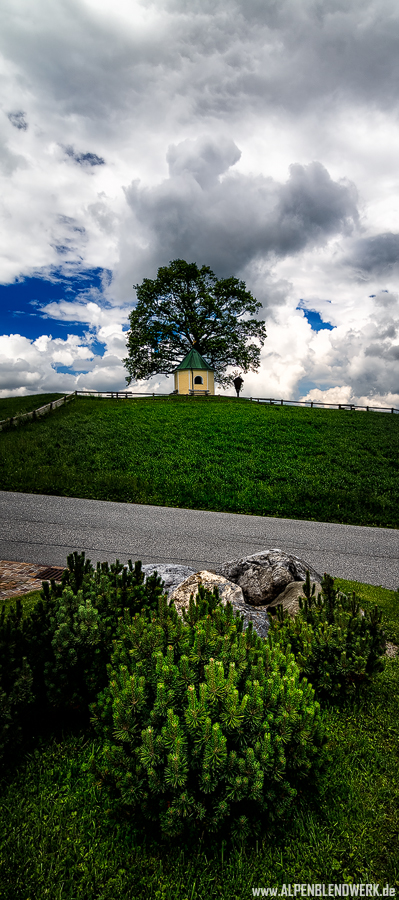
[1,490,399,589]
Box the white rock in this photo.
[170,570,270,639]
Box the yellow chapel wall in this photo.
[174,370,190,393]
[174,369,215,394]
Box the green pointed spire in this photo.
[174,348,214,372]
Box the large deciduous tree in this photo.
[123,259,267,388]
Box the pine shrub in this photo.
[42,556,162,711]
[0,553,166,760]
[0,600,34,760]
[269,572,386,700]
[90,585,326,840]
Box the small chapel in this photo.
[173,347,215,395]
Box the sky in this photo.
[1,0,399,405]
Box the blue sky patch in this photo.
[297,305,335,331]
[64,146,105,166]
[0,268,112,343]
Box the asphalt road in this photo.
[1,490,399,589]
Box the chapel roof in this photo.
[174,347,214,372]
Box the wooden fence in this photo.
[0,392,76,432]
[1,389,397,432]
[74,390,399,414]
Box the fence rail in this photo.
[246,397,399,413]
[74,390,399,414]
[1,390,397,431]
[0,392,76,432]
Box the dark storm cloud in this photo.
[346,233,399,276]
[183,0,399,116]
[276,162,358,248]
[124,137,358,277]
[2,1,399,136]
[8,111,28,130]
[364,341,399,359]
[64,146,105,167]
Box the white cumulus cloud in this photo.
[0,0,398,405]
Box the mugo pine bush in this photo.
[42,553,166,712]
[0,599,34,761]
[269,572,386,700]
[0,553,166,762]
[91,585,326,840]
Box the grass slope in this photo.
[0,579,398,898]
[1,396,399,527]
[0,393,64,420]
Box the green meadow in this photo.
[1,394,399,527]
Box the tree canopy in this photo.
[123,259,267,387]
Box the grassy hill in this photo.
[1,394,399,527]
[0,393,64,420]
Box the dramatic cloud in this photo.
[0,0,398,404]
[166,137,242,189]
[345,233,399,277]
[239,289,399,407]
[118,140,358,285]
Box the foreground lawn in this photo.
[0,579,398,899]
[1,396,399,527]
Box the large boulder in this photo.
[141,564,195,597]
[214,549,322,606]
[170,571,243,613]
[170,570,270,639]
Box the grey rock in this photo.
[141,564,195,597]
[214,549,322,606]
[227,598,270,639]
[170,570,270,640]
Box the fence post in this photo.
[366,406,369,412]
